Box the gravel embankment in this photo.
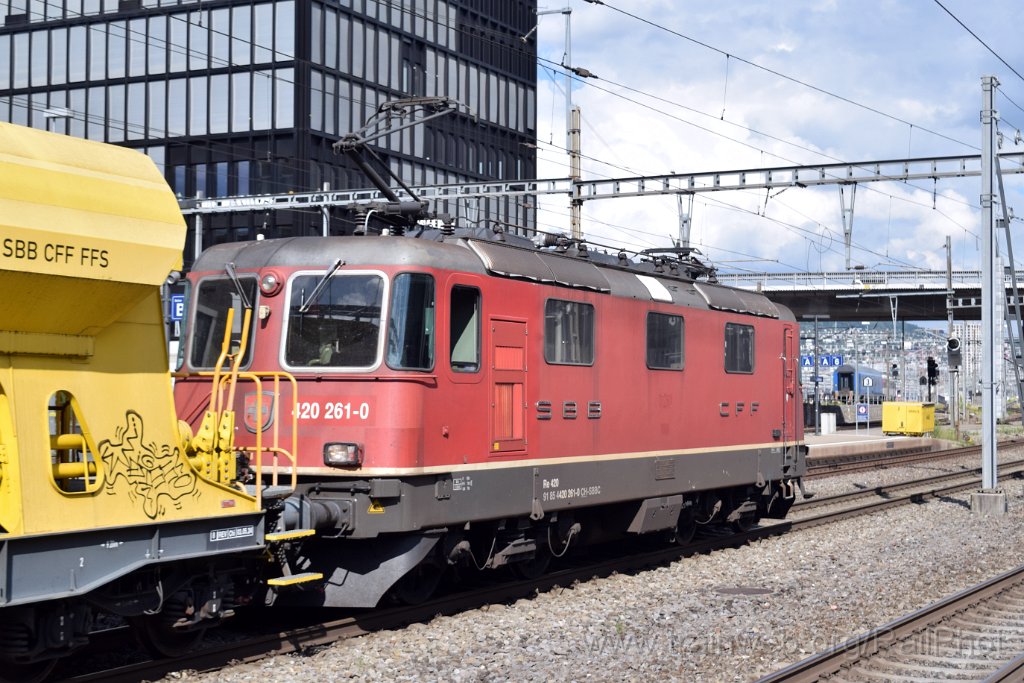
[175,446,1024,682]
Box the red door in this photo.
[782,326,799,444]
[491,319,527,454]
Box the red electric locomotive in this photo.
[174,230,807,607]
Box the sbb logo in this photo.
[3,238,37,260]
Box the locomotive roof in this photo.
[193,235,791,320]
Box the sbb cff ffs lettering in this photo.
[2,239,108,267]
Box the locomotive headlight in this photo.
[324,442,363,467]
[259,271,282,295]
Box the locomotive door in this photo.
[490,318,527,454]
[782,327,799,444]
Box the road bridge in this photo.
[714,270,1024,322]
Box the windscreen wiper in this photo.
[224,262,252,309]
[299,259,345,313]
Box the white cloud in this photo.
[534,0,1024,276]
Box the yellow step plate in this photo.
[266,528,316,542]
[267,572,323,587]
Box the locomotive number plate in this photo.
[295,399,375,424]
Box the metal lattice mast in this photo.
[973,75,1006,515]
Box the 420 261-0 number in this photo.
[296,401,371,421]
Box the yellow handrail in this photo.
[185,302,297,508]
[192,369,299,508]
[209,307,235,416]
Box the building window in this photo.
[275,67,294,128]
[647,312,684,370]
[236,160,250,195]
[544,299,594,365]
[725,322,755,374]
[231,4,251,66]
[253,2,273,63]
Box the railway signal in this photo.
[947,336,962,368]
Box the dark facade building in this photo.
[0,0,538,266]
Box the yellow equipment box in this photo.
[882,401,935,436]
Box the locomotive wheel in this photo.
[510,545,551,580]
[730,512,759,533]
[0,658,58,683]
[674,510,696,545]
[392,561,444,605]
[129,615,207,658]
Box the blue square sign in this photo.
[170,294,185,322]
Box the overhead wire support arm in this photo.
[839,183,857,270]
[993,152,1024,426]
[179,152,1024,217]
[575,153,1024,200]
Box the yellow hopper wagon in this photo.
[0,123,299,679]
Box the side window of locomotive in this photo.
[387,273,435,371]
[189,277,258,369]
[450,285,481,372]
[647,312,684,370]
[544,299,595,365]
[724,322,755,374]
[285,273,384,369]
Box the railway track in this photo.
[793,456,1024,516]
[756,563,1024,682]
[805,442,988,478]
[810,439,1024,478]
[62,451,1023,682]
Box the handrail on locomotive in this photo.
[175,303,300,509]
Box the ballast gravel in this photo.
[175,443,1024,683]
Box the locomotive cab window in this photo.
[544,299,595,365]
[387,273,435,371]
[724,322,755,373]
[647,312,684,370]
[189,276,258,369]
[450,285,481,372]
[285,271,385,369]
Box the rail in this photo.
[756,562,1024,681]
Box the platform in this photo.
[804,427,939,459]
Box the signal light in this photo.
[324,442,362,467]
[927,356,938,386]
[947,336,962,368]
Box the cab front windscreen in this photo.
[284,272,385,369]
[188,276,258,369]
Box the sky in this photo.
[532,0,1024,278]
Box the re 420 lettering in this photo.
[296,400,371,421]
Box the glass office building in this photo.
[0,0,537,265]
